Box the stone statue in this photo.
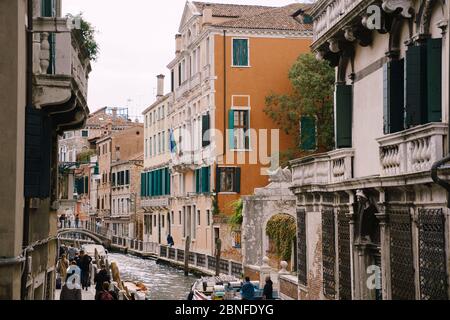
[268,167,292,183]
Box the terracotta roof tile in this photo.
[212,3,313,32]
[192,2,274,18]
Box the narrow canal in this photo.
[108,253,199,300]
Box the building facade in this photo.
[95,125,144,237]
[141,76,174,244]
[157,1,314,259]
[0,0,92,299]
[111,156,144,239]
[291,0,450,300]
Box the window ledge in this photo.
[218,192,238,195]
[230,149,252,152]
[231,65,251,68]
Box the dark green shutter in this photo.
[141,173,145,197]
[427,38,442,122]
[202,113,211,147]
[383,60,405,134]
[406,44,427,127]
[195,169,201,194]
[335,84,353,148]
[215,167,221,193]
[234,168,241,193]
[300,116,317,151]
[233,39,248,66]
[228,110,235,149]
[84,176,89,194]
[126,170,130,185]
[112,172,116,186]
[201,167,210,193]
[94,163,99,175]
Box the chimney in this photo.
[175,34,182,55]
[112,107,117,118]
[202,6,213,27]
[157,74,165,98]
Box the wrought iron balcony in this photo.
[377,123,448,177]
[291,149,355,187]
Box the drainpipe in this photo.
[223,30,227,157]
[21,0,34,300]
[431,25,450,209]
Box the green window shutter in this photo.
[335,84,353,148]
[234,167,241,193]
[406,44,427,127]
[94,163,99,175]
[149,171,153,197]
[215,166,221,193]
[84,176,89,194]
[41,0,54,17]
[228,110,235,149]
[141,173,145,197]
[158,169,162,196]
[112,172,116,186]
[202,113,211,147]
[126,170,130,185]
[201,167,209,193]
[165,168,170,195]
[427,38,442,122]
[383,60,405,134]
[233,39,248,66]
[300,116,317,151]
[195,169,201,194]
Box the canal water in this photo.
[108,253,199,300]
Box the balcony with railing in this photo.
[291,149,355,187]
[377,123,447,177]
[32,15,92,132]
[141,196,171,209]
[311,0,414,53]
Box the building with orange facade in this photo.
[143,1,313,259]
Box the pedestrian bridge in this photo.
[57,227,111,247]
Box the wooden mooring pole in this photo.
[184,236,190,276]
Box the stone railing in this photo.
[141,196,170,209]
[33,17,91,108]
[291,149,354,186]
[312,0,365,42]
[202,64,211,82]
[377,123,447,177]
[158,244,243,277]
[175,80,189,100]
[190,72,201,89]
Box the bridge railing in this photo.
[157,244,244,277]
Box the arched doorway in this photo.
[265,214,297,271]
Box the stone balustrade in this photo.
[141,196,170,209]
[291,149,355,186]
[377,123,448,177]
[312,0,365,42]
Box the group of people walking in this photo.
[57,245,116,300]
[58,213,81,229]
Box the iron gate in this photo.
[338,209,352,300]
[297,208,307,286]
[389,208,416,300]
[322,209,336,298]
[418,208,448,300]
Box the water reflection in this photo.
[108,253,199,300]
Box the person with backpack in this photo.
[98,282,114,301]
[94,265,111,300]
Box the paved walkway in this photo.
[55,287,96,301]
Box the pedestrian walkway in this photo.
[55,287,95,300]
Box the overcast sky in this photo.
[62,0,306,120]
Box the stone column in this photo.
[260,256,272,288]
[375,212,391,300]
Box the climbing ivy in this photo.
[266,214,296,261]
[228,199,243,228]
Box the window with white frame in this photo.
[232,38,249,67]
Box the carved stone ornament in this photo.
[268,167,292,183]
[382,0,414,18]
[329,38,340,53]
[344,27,356,42]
